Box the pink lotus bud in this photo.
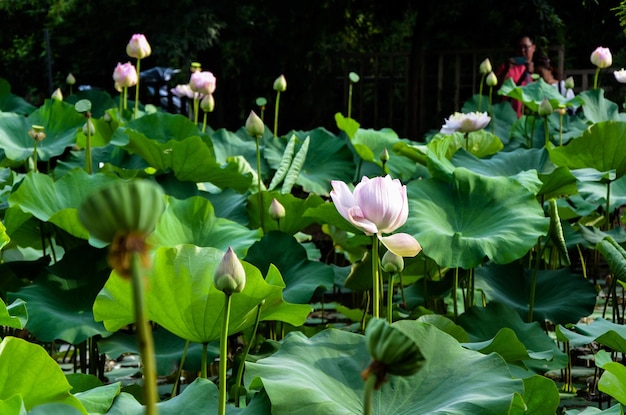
[214,247,246,294]
[170,84,194,99]
[189,71,216,95]
[269,198,286,220]
[126,34,151,59]
[245,110,265,138]
[590,47,612,69]
[273,74,287,92]
[113,62,138,88]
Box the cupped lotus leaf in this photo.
[8,170,121,241]
[335,112,360,139]
[246,322,525,414]
[202,187,249,225]
[0,336,86,412]
[149,195,260,256]
[597,236,626,282]
[246,191,324,234]
[462,327,533,367]
[93,245,311,342]
[557,318,626,353]
[598,361,626,405]
[515,375,560,414]
[0,78,35,115]
[0,298,27,329]
[475,262,597,325]
[549,121,626,179]
[404,168,549,268]
[244,231,335,303]
[458,302,567,371]
[209,127,266,170]
[430,129,504,160]
[576,172,626,214]
[8,272,112,344]
[578,89,626,123]
[124,129,251,192]
[499,78,584,114]
[350,127,419,181]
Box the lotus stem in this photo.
[201,343,208,379]
[348,82,353,119]
[202,112,207,133]
[273,91,281,137]
[218,293,233,415]
[453,267,459,319]
[398,271,406,308]
[528,237,547,323]
[593,67,600,90]
[489,86,494,134]
[171,340,189,397]
[193,95,200,125]
[234,301,264,407]
[255,137,265,232]
[543,116,550,148]
[478,74,485,112]
[134,58,141,119]
[85,122,93,175]
[130,251,158,415]
[32,142,38,173]
[362,372,377,415]
[371,236,380,319]
[464,132,469,151]
[387,273,394,324]
[605,181,612,231]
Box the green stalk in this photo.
[273,91,281,137]
[605,181,612,231]
[593,67,600,90]
[234,301,264,407]
[134,58,141,119]
[202,112,208,133]
[398,271,406,308]
[219,293,233,415]
[371,236,380,318]
[528,237,547,322]
[453,267,459,319]
[489,86,494,134]
[348,82,353,119]
[543,116,550,148]
[255,138,265,232]
[193,96,200,125]
[32,141,38,173]
[386,273,394,324]
[201,342,208,379]
[478,74,485,111]
[130,252,158,415]
[171,340,189,397]
[559,112,564,146]
[464,132,469,151]
[362,373,377,415]
[85,122,92,174]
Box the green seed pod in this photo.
[365,318,425,377]
[79,179,165,243]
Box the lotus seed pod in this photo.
[214,247,246,294]
[273,74,287,92]
[245,110,265,138]
[382,250,404,273]
[28,125,46,142]
[78,179,165,243]
[269,198,286,220]
[365,318,424,377]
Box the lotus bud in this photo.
[590,46,612,69]
[479,58,492,75]
[273,74,287,92]
[486,71,498,87]
[564,76,575,90]
[126,34,152,59]
[269,198,286,220]
[538,97,553,117]
[245,110,265,138]
[66,73,76,85]
[214,247,246,294]
[201,93,215,112]
[83,118,96,135]
[380,148,390,163]
[382,250,404,273]
[51,88,63,101]
[28,125,46,142]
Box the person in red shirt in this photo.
[495,35,537,117]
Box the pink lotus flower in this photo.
[189,71,217,95]
[614,69,626,84]
[440,111,490,134]
[170,84,195,99]
[126,34,152,60]
[331,175,422,257]
[591,47,612,69]
[112,62,138,88]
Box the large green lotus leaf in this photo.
[458,302,567,371]
[8,170,121,241]
[0,298,27,329]
[429,130,504,160]
[556,318,626,352]
[351,128,419,181]
[598,361,626,405]
[462,327,535,367]
[475,262,597,325]
[575,172,626,214]
[452,147,578,199]
[244,231,335,303]
[549,121,626,179]
[246,191,324,234]
[125,129,251,192]
[578,89,626,123]
[563,405,624,415]
[303,201,363,235]
[404,167,550,268]
[0,336,86,412]
[8,272,111,344]
[94,245,311,341]
[276,129,355,196]
[499,78,584,114]
[515,375,560,415]
[209,127,266,170]
[97,329,209,376]
[0,99,84,162]
[73,382,121,414]
[201,188,250,225]
[0,395,26,415]
[246,322,523,414]
[149,196,260,255]
[0,78,36,115]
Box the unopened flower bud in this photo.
[214,247,246,294]
[245,110,265,138]
[269,198,286,220]
[66,73,76,85]
[201,93,215,112]
[382,250,404,273]
[380,148,390,162]
[538,97,553,117]
[51,88,63,101]
[126,34,151,59]
[83,119,96,135]
[273,74,287,92]
[564,76,575,90]
[28,125,46,142]
[479,58,492,75]
[486,72,498,87]
[590,46,612,69]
